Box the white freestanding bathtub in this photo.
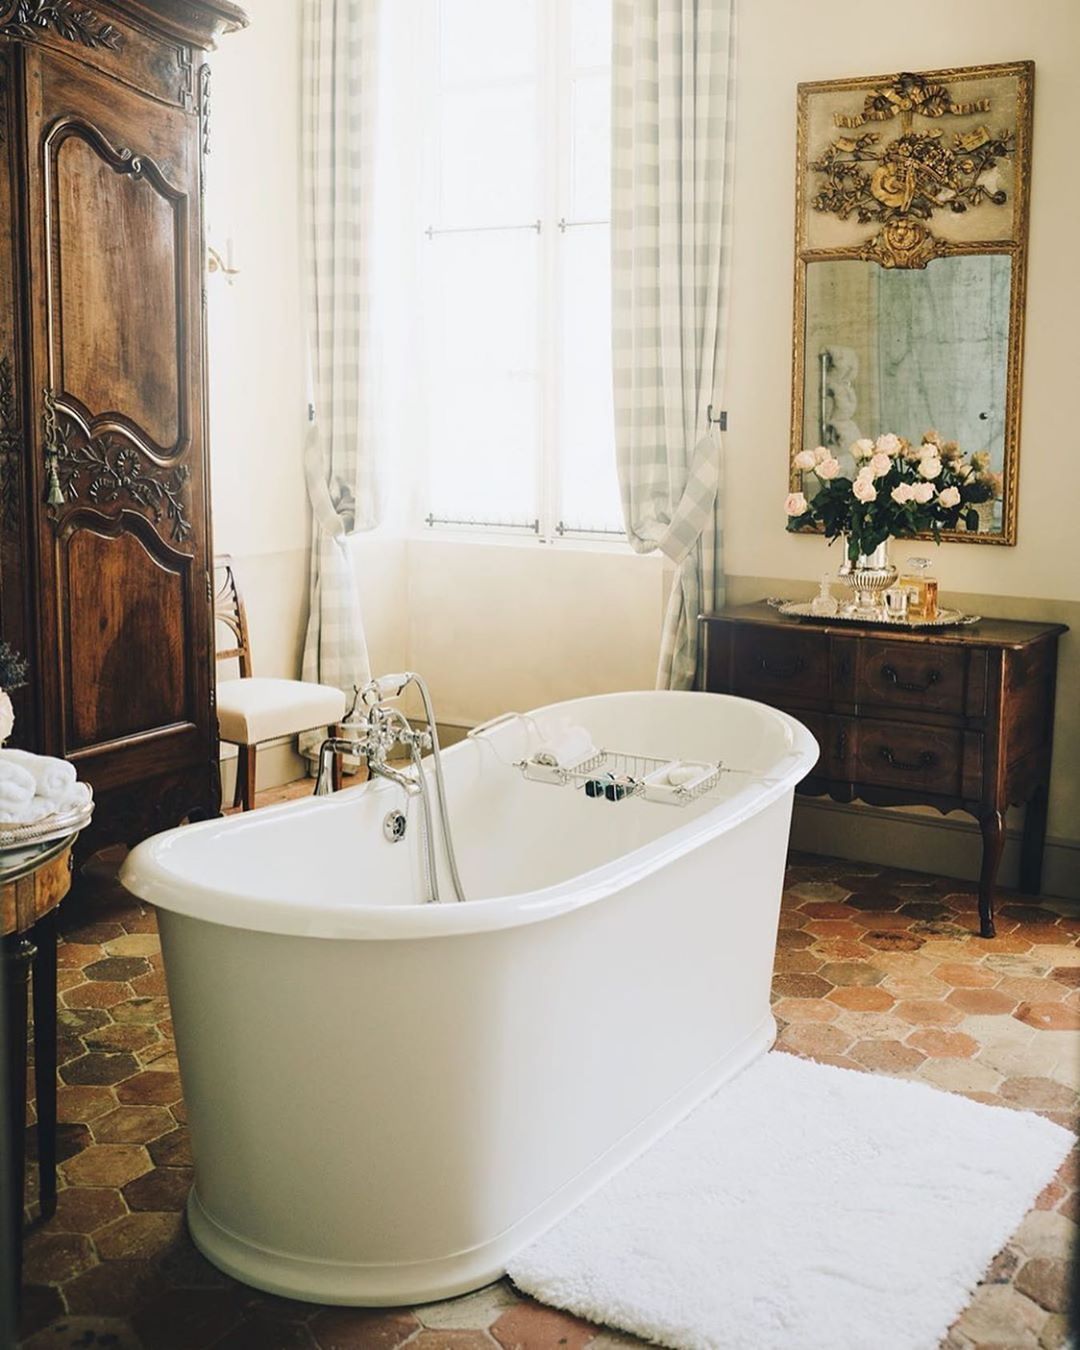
[121,691,817,1306]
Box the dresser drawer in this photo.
[840,638,979,718]
[731,627,827,706]
[845,717,982,798]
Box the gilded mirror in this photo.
[791,62,1033,544]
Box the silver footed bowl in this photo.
[839,560,899,614]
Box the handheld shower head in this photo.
[361,673,416,706]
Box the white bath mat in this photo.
[508,1052,1073,1350]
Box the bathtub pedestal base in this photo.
[185,1015,777,1307]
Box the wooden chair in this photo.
[214,556,347,810]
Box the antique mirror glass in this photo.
[791,63,1033,544]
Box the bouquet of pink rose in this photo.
[784,431,1002,562]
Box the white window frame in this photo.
[416,0,623,546]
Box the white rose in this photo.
[793,449,818,471]
[0,690,12,746]
[912,481,935,504]
[812,445,830,464]
[816,456,841,480]
[918,456,943,480]
[890,483,915,505]
[917,441,941,460]
[870,452,892,478]
[784,492,808,517]
[852,438,875,461]
[852,477,877,503]
[875,432,903,456]
[856,464,875,482]
[938,486,961,508]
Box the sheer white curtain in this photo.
[300,0,383,742]
[611,0,736,689]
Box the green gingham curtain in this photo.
[300,0,382,748]
[612,0,736,690]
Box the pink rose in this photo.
[912,482,935,504]
[875,433,903,456]
[870,452,892,478]
[918,456,943,480]
[890,483,915,505]
[851,438,875,461]
[852,477,876,504]
[793,449,818,471]
[816,456,841,480]
[938,486,961,508]
[784,492,808,517]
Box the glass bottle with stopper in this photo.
[900,556,939,620]
[809,573,838,617]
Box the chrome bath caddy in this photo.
[468,713,775,807]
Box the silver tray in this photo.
[0,794,94,856]
[773,601,980,630]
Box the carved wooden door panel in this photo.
[22,43,216,841]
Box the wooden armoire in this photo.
[0,0,247,855]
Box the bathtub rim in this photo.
[120,691,817,941]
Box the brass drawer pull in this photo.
[880,746,936,772]
[880,664,942,694]
[757,653,805,679]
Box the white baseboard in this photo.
[220,738,307,802]
[790,796,1079,902]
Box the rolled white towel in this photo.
[0,747,77,797]
[532,725,597,771]
[0,760,36,805]
[0,798,48,825]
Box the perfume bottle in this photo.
[900,557,939,620]
[810,574,838,616]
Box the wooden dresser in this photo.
[699,603,1067,937]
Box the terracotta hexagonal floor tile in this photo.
[931,962,999,989]
[996,976,1072,1005]
[850,1039,926,1074]
[771,997,840,1025]
[1013,1257,1070,1313]
[103,932,162,958]
[946,988,1017,1016]
[918,1058,1004,1096]
[57,1084,117,1124]
[94,1210,184,1261]
[905,1028,979,1059]
[770,972,834,1000]
[130,969,170,997]
[786,881,852,905]
[148,1127,193,1167]
[22,1231,97,1285]
[60,1052,140,1087]
[92,1105,176,1145]
[84,955,151,983]
[776,1023,854,1059]
[827,986,895,1013]
[894,999,965,1028]
[61,1143,152,1189]
[115,1070,183,1107]
[797,901,856,920]
[845,891,902,912]
[56,943,107,970]
[1050,966,1080,987]
[859,931,925,953]
[310,1307,422,1350]
[123,1165,192,1212]
[419,1281,519,1331]
[802,920,866,941]
[62,982,132,1010]
[998,1077,1078,1112]
[772,949,824,975]
[82,1022,161,1054]
[214,1314,320,1349]
[774,929,814,951]
[112,996,171,1025]
[817,961,885,988]
[51,1185,128,1234]
[491,1302,597,1349]
[849,913,918,933]
[1014,1002,1080,1032]
[810,938,871,961]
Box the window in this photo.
[420,0,621,540]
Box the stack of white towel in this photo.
[0,748,91,826]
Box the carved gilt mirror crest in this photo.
[791,62,1034,544]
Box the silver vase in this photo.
[839,540,897,617]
